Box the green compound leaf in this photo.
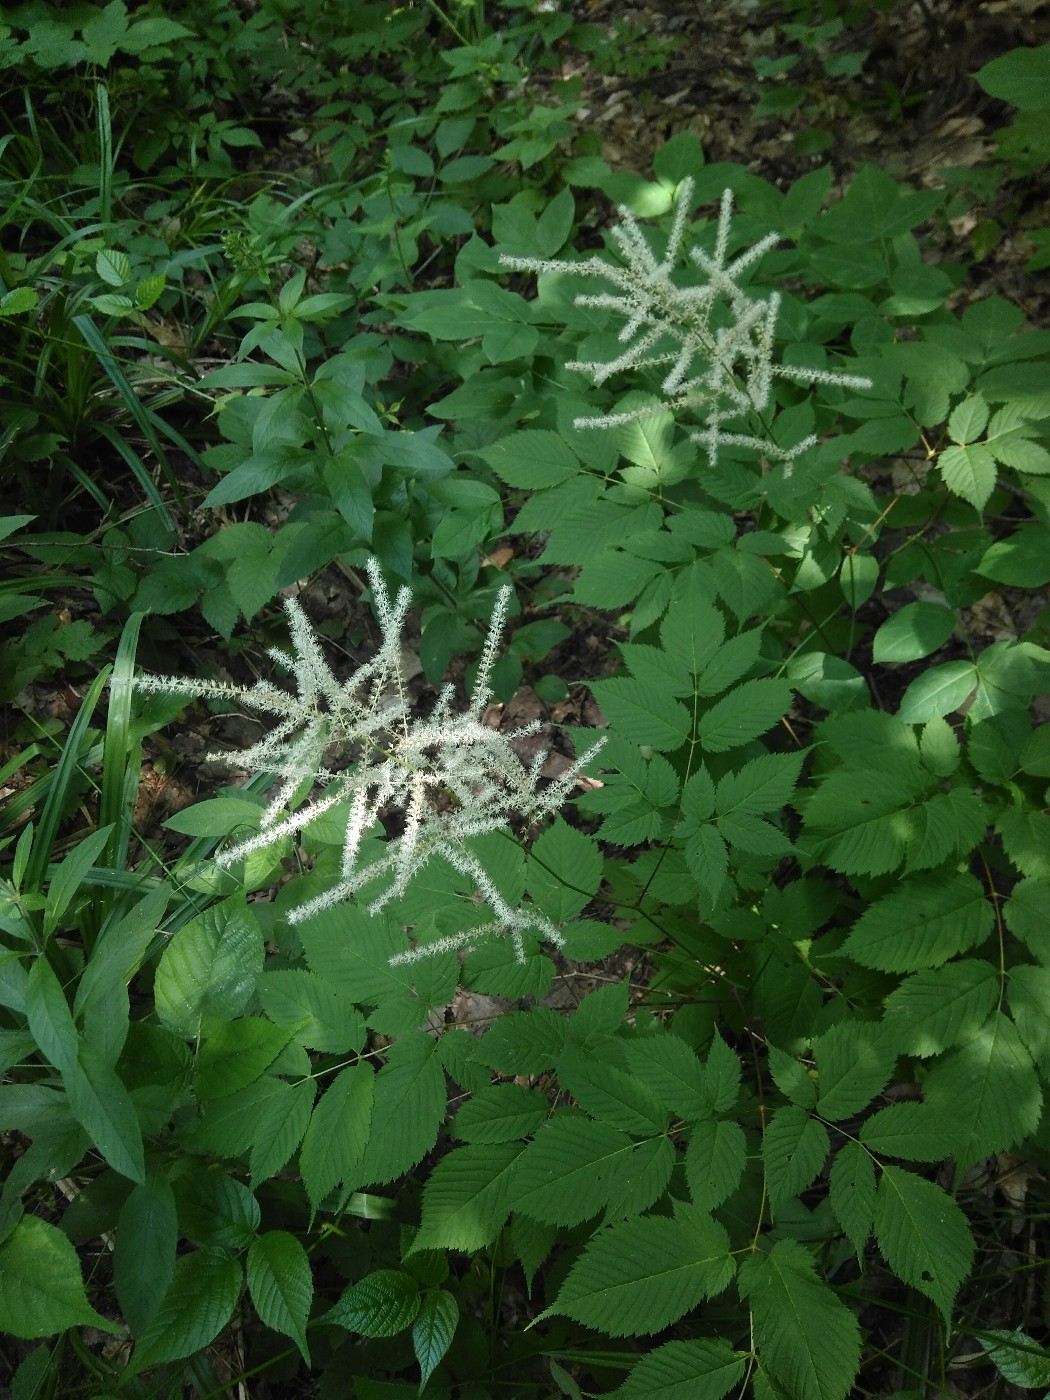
[413,1289,459,1391]
[813,1022,896,1121]
[347,1035,445,1190]
[872,1166,974,1326]
[130,1250,242,1373]
[698,680,793,754]
[449,1082,549,1144]
[841,871,994,972]
[738,1238,861,1400]
[540,1201,734,1337]
[558,1043,669,1136]
[326,1269,420,1337]
[618,1338,747,1400]
[762,1106,830,1217]
[247,1231,313,1364]
[195,1017,299,1100]
[626,1033,706,1120]
[300,1064,375,1213]
[412,1142,527,1254]
[154,900,263,1037]
[883,960,999,1057]
[0,1215,118,1339]
[685,1117,748,1211]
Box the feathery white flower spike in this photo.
[132,562,604,963]
[500,179,871,473]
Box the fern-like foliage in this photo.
[133,559,603,961]
[501,178,871,470]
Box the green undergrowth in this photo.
[2,3,1050,1398]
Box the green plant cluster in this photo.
[3,1,1050,1397]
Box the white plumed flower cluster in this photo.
[134,560,604,964]
[500,177,871,471]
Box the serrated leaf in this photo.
[814,1022,896,1121]
[175,1169,260,1249]
[715,752,805,820]
[479,430,579,489]
[154,902,262,1037]
[514,1113,635,1226]
[348,1036,445,1189]
[762,1106,830,1216]
[257,970,365,1054]
[326,1269,420,1337]
[860,1101,956,1162]
[883,960,999,1057]
[195,1017,298,1100]
[0,1215,117,1339]
[873,1165,974,1325]
[980,1328,1050,1387]
[249,1075,315,1186]
[247,1231,312,1363]
[842,872,994,972]
[685,1117,748,1211]
[703,1032,741,1114]
[618,1338,746,1400]
[898,661,978,723]
[699,680,792,753]
[921,1011,1043,1173]
[449,1082,548,1144]
[413,1289,459,1391]
[476,1007,568,1074]
[526,820,602,923]
[130,1251,242,1372]
[412,1142,527,1253]
[559,1043,669,1135]
[300,1064,374,1212]
[590,677,691,751]
[96,248,133,287]
[829,1141,875,1259]
[542,1200,733,1336]
[948,394,990,444]
[738,1238,861,1400]
[626,1033,706,1119]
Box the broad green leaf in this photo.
[163,797,262,839]
[247,1231,312,1364]
[841,872,994,972]
[526,820,602,923]
[514,1114,635,1226]
[1009,963,1050,1074]
[660,593,725,674]
[0,1215,117,1339]
[903,788,987,873]
[921,1011,1042,1172]
[571,980,630,1047]
[975,43,1050,109]
[63,1044,144,1183]
[704,1031,742,1114]
[738,1238,861,1400]
[872,602,956,664]
[980,1328,1050,1387]
[589,678,691,752]
[476,1007,568,1074]
[348,1036,445,1189]
[814,1022,896,1120]
[698,680,793,753]
[828,1141,875,1260]
[604,1134,676,1220]
[130,1250,242,1372]
[478,428,579,490]
[558,1044,669,1135]
[883,960,999,1057]
[96,249,132,287]
[175,1169,260,1249]
[257,970,365,1053]
[947,393,990,443]
[541,1201,733,1337]
[412,1142,527,1253]
[873,1165,974,1326]
[195,1017,298,1100]
[618,1338,746,1400]
[860,1102,956,1163]
[762,1106,830,1216]
[326,1269,420,1337]
[413,1289,459,1391]
[300,1064,375,1212]
[977,524,1050,586]
[154,901,262,1037]
[685,1117,748,1211]
[898,661,978,723]
[114,1177,177,1336]
[626,1033,706,1119]
[449,1082,549,1144]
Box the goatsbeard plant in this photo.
[133,558,604,963]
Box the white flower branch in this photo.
[133,560,604,963]
[500,178,871,471]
